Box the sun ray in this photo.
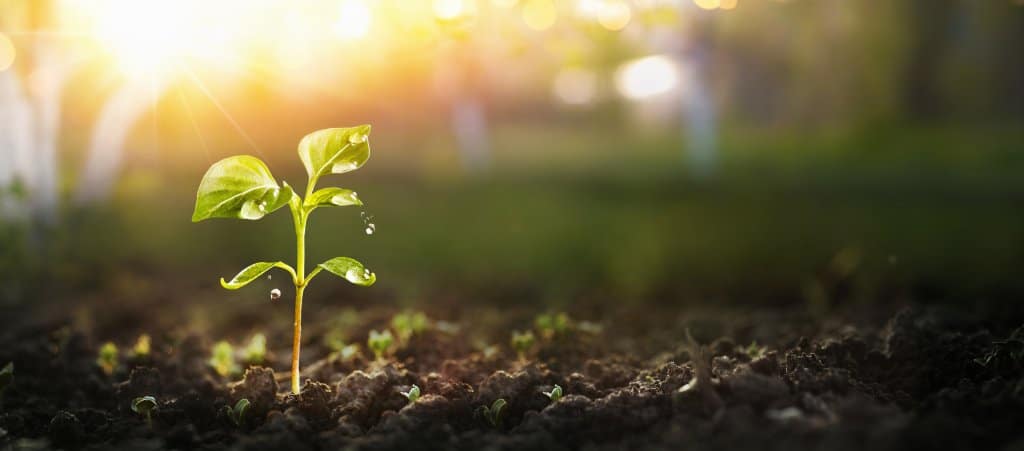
[180,65,264,157]
[176,85,212,163]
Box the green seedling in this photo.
[132,334,151,358]
[535,312,571,339]
[479,398,507,428]
[131,396,157,427]
[511,330,536,361]
[543,384,563,403]
[367,329,393,361]
[401,385,421,404]
[97,342,119,375]
[243,334,267,365]
[324,331,360,362]
[223,398,250,427]
[391,310,429,342]
[192,126,378,394]
[209,341,240,378]
[0,362,13,396]
[742,341,766,359]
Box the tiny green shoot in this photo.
[97,342,118,375]
[132,334,151,358]
[535,312,571,339]
[367,329,394,361]
[543,384,563,403]
[479,398,507,428]
[0,362,13,396]
[193,126,378,394]
[511,330,535,361]
[401,385,421,404]
[391,310,429,342]
[131,396,157,427]
[209,341,240,378]
[243,334,267,365]
[223,398,251,427]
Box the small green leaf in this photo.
[298,126,371,179]
[192,156,293,222]
[305,187,363,209]
[316,257,376,286]
[0,362,13,393]
[132,396,157,414]
[221,262,296,290]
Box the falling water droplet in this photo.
[267,274,272,280]
[270,288,281,301]
[365,223,375,235]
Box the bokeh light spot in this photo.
[0,33,15,72]
[553,67,598,105]
[598,0,632,31]
[523,0,558,31]
[615,55,680,100]
[694,0,720,10]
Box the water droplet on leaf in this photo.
[349,133,367,144]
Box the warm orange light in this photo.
[694,0,720,10]
[720,0,738,10]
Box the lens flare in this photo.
[615,55,680,100]
[335,0,373,40]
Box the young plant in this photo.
[543,384,563,403]
[131,396,157,427]
[324,330,360,362]
[223,398,251,427]
[96,342,119,375]
[209,341,240,378]
[192,126,378,394]
[510,330,535,361]
[478,398,507,428]
[0,362,12,397]
[391,310,429,342]
[535,312,571,339]
[401,385,421,404]
[367,329,394,361]
[242,334,267,365]
[132,334,151,359]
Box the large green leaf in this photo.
[221,262,296,289]
[298,126,371,179]
[305,187,363,209]
[192,156,293,222]
[316,257,376,286]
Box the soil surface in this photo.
[1,306,1022,450]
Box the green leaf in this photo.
[192,156,293,222]
[221,262,296,289]
[316,257,376,286]
[305,187,363,209]
[298,126,371,179]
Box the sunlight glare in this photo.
[523,0,558,30]
[0,33,15,72]
[335,0,373,40]
[615,55,679,100]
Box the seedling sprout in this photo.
[511,330,536,361]
[192,126,377,394]
[367,329,393,361]
[97,342,118,375]
[535,312,570,339]
[243,334,267,365]
[401,385,421,404]
[131,396,157,427]
[391,311,429,342]
[544,384,563,403]
[224,398,250,427]
[132,335,151,358]
[479,399,507,428]
[209,341,240,378]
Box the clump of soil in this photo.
[0,307,1022,450]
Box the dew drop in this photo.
[270,288,281,300]
[349,133,367,144]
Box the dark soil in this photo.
[1,306,1023,450]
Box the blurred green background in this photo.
[1,0,1023,325]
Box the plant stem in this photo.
[291,211,307,395]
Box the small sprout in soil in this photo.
[223,398,251,427]
[132,334,151,358]
[479,398,507,428]
[401,385,421,404]
[325,331,360,362]
[131,396,157,427]
[96,342,118,375]
[742,341,766,359]
[511,330,536,361]
[243,334,267,365]
[543,384,563,403]
[0,362,12,396]
[391,310,429,342]
[193,126,377,394]
[367,329,394,361]
[209,341,240,378]
[535,312,571,339]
